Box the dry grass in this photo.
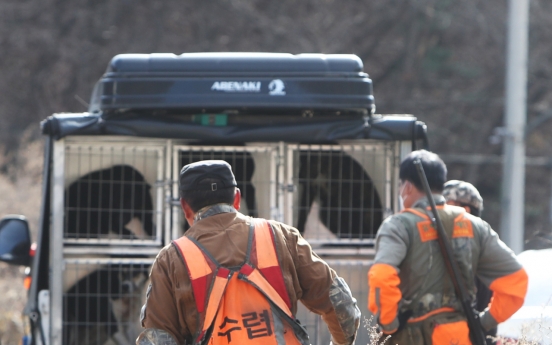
[0,133,43,345]
[0,263,28,345]
[363,316,551,345]
[364,316,391,345]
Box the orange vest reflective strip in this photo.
[407,307,456,323]
[402,208,430,220]
[253,219,292,310]
[402,205,445,219]
[174,236,213,279]
[254,219,279,269]
[174,237,234,341]
[240,264,293,317]
[202,268,231,335]
[173,236,213,313]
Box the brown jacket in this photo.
[141,209,359,345]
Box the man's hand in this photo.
[136,329,178,345]
[395,309,413,334]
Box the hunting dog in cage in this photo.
[64,164,154,240]
[63,165,154,345]
[63,266,148,345]
[178,151,382,239]
[297,152,383,239]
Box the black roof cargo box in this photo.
[42,52,427,146]
[88,53,375,114]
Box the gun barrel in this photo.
[413,159,487,345]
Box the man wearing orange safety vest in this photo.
[138,160,361,345]
[367,150,528,345]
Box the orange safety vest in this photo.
[401,207,472,345]
[172,218,310,345]
[402,207,474,243]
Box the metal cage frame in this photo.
[171,144,281,240]
[46,136,412,345]
[54,138,168,250]
[284,142,398,246]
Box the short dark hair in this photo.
[399,150,447,193]
[180,178,236,212]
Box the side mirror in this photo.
[0,215,32,266]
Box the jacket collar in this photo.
[193,203,237,222]
[411,194,447,209]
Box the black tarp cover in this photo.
[41,113,427,145]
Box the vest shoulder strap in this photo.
[251,219,292,310]
[173,236,233,342]
[402,207,431,219]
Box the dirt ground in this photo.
[0,264,27,344]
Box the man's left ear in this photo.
[403,180,413,194]
[180,198,195,224]
[233,188,241,210]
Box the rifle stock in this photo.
[413,159,487,345]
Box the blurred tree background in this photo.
[1,0,552,340]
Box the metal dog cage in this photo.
[62,258,153,345]
[48,137,168,345]
[286,143,397,244]
[59,139,166,247]
[171,144,280,236]
[46,136,408,345]
[170,142,402,244]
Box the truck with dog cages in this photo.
[0,52,428,345]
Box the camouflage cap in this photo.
[442,180,483,211]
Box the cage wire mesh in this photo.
[289,143,394,242]
[174,145,277,234]
[62,258,153,345]
[295,260,371,345]
[55,140,399,345]
[63,143,164,243]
